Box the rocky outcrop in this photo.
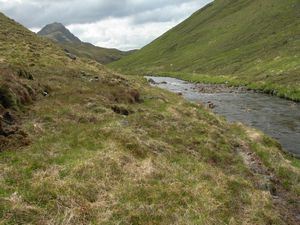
[65,52,77,60]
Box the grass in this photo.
[0,10,299,224]
[110,0,300,101]
[0,73,291,224]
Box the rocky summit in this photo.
[38,22,81,44]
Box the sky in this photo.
[0,0,212,50]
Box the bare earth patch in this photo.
[237,140,300,225]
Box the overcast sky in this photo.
[0,0,212,50]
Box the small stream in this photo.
[146,76,300,158]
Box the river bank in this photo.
[146,76,300,158]
[151,72,300,102]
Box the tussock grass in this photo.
[1,72,297,224]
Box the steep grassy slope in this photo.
[0,12,300,224]
[38,23,134,64]
[110,0,300,100]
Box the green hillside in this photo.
[1,11,300,224]
[110,0,300,100]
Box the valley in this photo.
[0,0,299,224]
[110,0,300,101]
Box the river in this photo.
[146,76,300,158]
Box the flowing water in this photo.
[146,76,300,158]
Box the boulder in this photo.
[148,78,157,84]
[207,101,216,109]
[66,52,76,60]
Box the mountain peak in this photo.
[46,22,65,28]
[37,22,81,44]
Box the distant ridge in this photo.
[38,22,135,64]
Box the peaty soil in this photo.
[0,65,39,151]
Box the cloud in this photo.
[67,17,176,51]
[0,0,212,50]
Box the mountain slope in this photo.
[38,23,134,64]
[110,0,300,100]
[0,11,300,225]
[61,42,136,65]
[37,22,81,43]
